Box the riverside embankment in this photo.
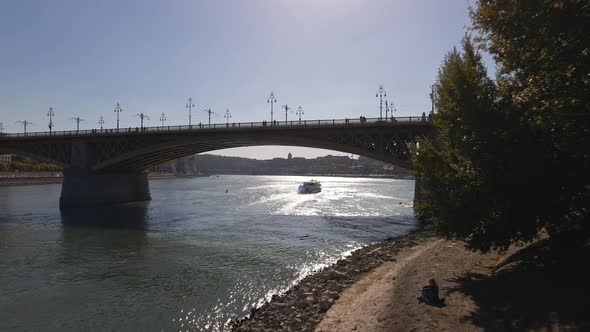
[232,231,590,331]
[230,232,433,331]
[0,172,191,186]
[0,171,63,186]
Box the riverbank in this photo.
[0,172,63,186]
[231,232,590,331]
[0,172,208,186]
[230,231,433,331]
[0,172,410,187]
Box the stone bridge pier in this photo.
[58,141,151,208]
[60,170,151,208]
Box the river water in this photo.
[0,175,417,331]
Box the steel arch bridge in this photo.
[0,116,434,207]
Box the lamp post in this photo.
[203,108,215,127]
[136,113,149,130]
[47,107,55,134]
[282,104,291,123]
[296,106,304,124]
[429,84,436,115]
[114,102,123,129]
[71,117,86,133]
[98,116,104,130]
[385,101,389,122]
[16,120,33,134]
[376,85,386,121]
[267,91,277,123]
[160,112,166,127]
[0,122,4,134]
[186,97,194,127]
[224,109,232,126]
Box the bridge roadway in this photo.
[0,116,434,208]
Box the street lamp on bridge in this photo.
[160,113,167,127]
[224,109,232,126]
[47,107,55,134]
[0,122,4,134]
[385,101,390,121]
[71,117,86,133]
[429,84,437,115]
[267,91,277,123]
[114,102,123,129]
[16,120,34,134]
[296,106,304,124]
[98,116,105,130]
[186,97,194,127]
[136,113,149,130]
[282,104,291,123]
[203,108,215,127]
[376,85,386,121]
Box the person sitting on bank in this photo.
[417,279,445,306]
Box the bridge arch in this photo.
[93,133,414,172]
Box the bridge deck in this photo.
[0,116,432,140]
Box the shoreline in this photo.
[0,172,413,187]
[230,231,433,331]
[232,231,590,331]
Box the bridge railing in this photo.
[0,115,432,138]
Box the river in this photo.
[0,175,417,331]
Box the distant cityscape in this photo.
[150,153,412,178]
[0,152,411,179]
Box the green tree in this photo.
[414,1,589,251]
[472,0,590,237]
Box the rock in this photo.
[326,292,340,300]
[325,269,347,280]
[318,301,329,313]
[295,299,308,309]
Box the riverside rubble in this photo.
[230,232,431,332]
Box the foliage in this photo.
[413,1,589,251]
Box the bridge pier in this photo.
[60,170,151,209]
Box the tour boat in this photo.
[298,180,322,194]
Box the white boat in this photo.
[298,180,322,194]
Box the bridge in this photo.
[0,116,434,208]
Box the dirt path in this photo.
[316,239,501,332]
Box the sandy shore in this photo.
[232,233,590,331]
[230,232,433,331]
[316,238,499,332]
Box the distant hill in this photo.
[150,153,412,178]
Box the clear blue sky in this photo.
[0,0,473,159]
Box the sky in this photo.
[0,0,474,159]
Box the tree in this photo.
[414,1,589,251]
[472,0,590,238]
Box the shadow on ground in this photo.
[446,238,590,331]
